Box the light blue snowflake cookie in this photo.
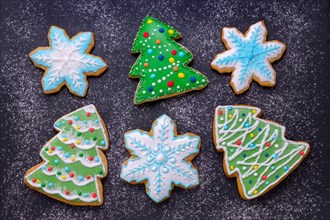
[120,114,200,203]
[211,21,286,94]
[29,26,108,97]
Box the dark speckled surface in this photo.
[0,0,329,219]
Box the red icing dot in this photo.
[91,192,97,198]
[32,178,36,183]
[236,140,241,146]
[68,120,73,125]
[50,146,55,151]
[167,81,174,87]
[70,144,75,149]
[218,109,223,115]
[69,173,74,178]
[156,39,161,45]
[48,166,53,171]
[266,142,271,147]
[86,112,91,117]
[143,32,149,38]
[262,175,267,180]
[89,127,94,132]
[299,150,305,156]
[171,50,177,55]
[89,156,94,161]
[65,190,70,195]
[86,175,91,179]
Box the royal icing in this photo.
[211,21,286,94]
[214,105,309,199]
[120,114,200,202]
[24,105,109,205]
[129,16,208,104]
[29,26,107,97]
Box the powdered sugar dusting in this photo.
[0,0,329,219]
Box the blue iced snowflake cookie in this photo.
[211,21,286,94]
[120,114,200,203]
[29,26,108,97]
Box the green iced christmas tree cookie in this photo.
[129,16,208,104]
[214,105,309,200]
[24,105,109,206]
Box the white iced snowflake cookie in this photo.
[29,26,108,97]
[211,21,286,94]
[120,114,200,203]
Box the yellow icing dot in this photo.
[169,57,174,63]
[178,73,185,78]
[252,109,257,114]
[71,157,75,161]
[61,175,66,180]
[230,165,234,170]
[168,29,174,34]
[254,165,259,169]
[76,140,81,144]
[63,138,67,142]
[253,190,258,195]
[76,126,80,130]
[147,19,153,24]
[229,114,232,119]
[48,149,53,153]
[250,133,255,138]
[36,179,40,183]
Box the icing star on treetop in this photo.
[30,26,107,97]
[211,21,286,94]
[120,114,200,203]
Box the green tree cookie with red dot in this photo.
[130,16,208,104]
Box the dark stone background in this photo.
[0,0,329,219]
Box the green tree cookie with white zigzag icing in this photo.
[24,105,109,206]
[214,105,309,200]
[129,16,208,104]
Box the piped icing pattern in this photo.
[214,105,309,199]
[24,105,109,205]
[120,114,200,202]
[211,21,286,94]
[29,26,107,97]
[130,16,208,104]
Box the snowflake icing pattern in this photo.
[30,26,107,97]
[120,115,200,202]
[211,21,286,94]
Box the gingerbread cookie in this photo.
[213,105,309,199]
[211,21,286,94]
[29,26,108,97]
[129,16,208,104]
[120,114,200,202]
[24,105,109,206]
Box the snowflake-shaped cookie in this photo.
[120,114,200,203]
[29,26,107,97]
[211,21,286,94]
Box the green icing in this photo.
[130,16,208,104]
[215,105,309,199]
[25,105,108,205]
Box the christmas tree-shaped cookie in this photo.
[213,105,309,200]
[24,105,109,206]
[129,16,208,104]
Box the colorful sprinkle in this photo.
[189,76,196,83]
[178,72,185,78]
[159,28,164,33]
[143,32,149,38]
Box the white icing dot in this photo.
[163,168,169,173]
[142,91,146,94]
[156,154,165,162]
[239,118,243,122]
[243,166,247,170]
[275,144,279,148]
[147,156,153,162]
[222,142,226,145]
[158,79,161,83]
[177,86,180,89]
[151,166,157,172]
[164,146,171,152]
[162,76,166,80]
[254,173,258,176]
[152,91,155,95]
[159,89,163,93]
[220,117,224,121]
[154,146,159,152]
[152,82,156,86]
[202,79,205,82]
[186,83,190,86]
